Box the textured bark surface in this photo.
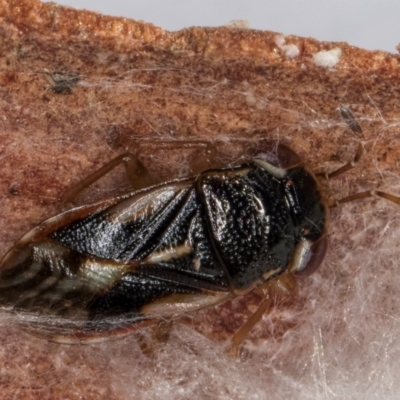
[1,0,400,399]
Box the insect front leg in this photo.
[61,152,158,203]
[331,190,400,208]
[320,140,400,207]
[230,270,296,357]
[312,107,400,208]
[326,141,364,179]
[313,107,365,178]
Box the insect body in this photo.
[0,144,328,342]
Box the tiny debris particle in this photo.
[313,47,342,68]
[46,72,80,95]
[227,20,250,29]
[339,106,364,138]
[8,182,20,196]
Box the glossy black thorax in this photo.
[197,162,326,291]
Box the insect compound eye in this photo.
[290,235,328,278]
[275,144,302,169]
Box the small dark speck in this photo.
[8,183,20,196]
[339,106,364,138]
[47,72,80,95]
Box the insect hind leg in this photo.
[230,270,296,357]
[61,152,157,203]
[138,140,219,175]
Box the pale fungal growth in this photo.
[283,44,300,59]
[275,35,300,59]
[313,47,342,67]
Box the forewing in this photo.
[49,180,195,261]
[0,178,230,336]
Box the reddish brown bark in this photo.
[1,1,400,398]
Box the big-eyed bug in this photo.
[0,111,398,354]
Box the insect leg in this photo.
[326,141,364,179]
[316,107,364,178]
[136,320,173,358]
[230,295,272,357]
[230,270,296,356]
[61,152,157,202]
[138,140,218,174]
[375,191,400,206]
[320,107,400,207]
[331,190,400,208]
